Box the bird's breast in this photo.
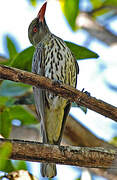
[44,36,76,86]
[42,36,77,108]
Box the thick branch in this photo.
[77,12,117,46]
[0,65,117,121]
[0,138,116,169]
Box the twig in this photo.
[0,65,117,121]
[0,138,116,168]
[89,5,117,15]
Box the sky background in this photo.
[0,0,117,180]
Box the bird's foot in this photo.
[59,145,67,156]
[82,88,91,96]
[52,80,63,86]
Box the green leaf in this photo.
[104,0,117,6]
[0,109,12,137]
[110,136,117,146]
[6,36,18,60]
[13,161,27,170]
[10,46,35,72]
[65,41,99,59]
[2,160,15,173]
[0,56,9,65]
[72,102,87,114]
[29,0,37,7]
[0,96,9,106]
[90,0,103,8]
[72,102,78,107]
[80,106,87,114]
[0,105,37,137]
[0,142,12,171]
[6,105,37,125]
[75,178,81,180]
[0,96,17,108]
[0,80,31,97]
[60,0,79,31]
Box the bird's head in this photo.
[28,2,49,47]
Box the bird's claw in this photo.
[82,88,91,96]
[52,80,63,86]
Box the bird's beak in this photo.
[37,2,47,23]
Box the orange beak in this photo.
[37,2,47,22]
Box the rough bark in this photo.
[0,138,116,169]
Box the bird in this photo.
[28,1,79,178]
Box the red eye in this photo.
[33,27,37,32]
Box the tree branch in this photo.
[0,138,116,169]
[77,12,117,46]
[0,65,117,121]
[89,5,117,15]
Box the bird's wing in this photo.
[74,56,79,88]
[32,45,47,143]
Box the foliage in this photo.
[110,137,117,146]
[6,36,18,60]
[0,142,13,172]
[0,37,38,137]
[10,46,35,72]
[28,0,37,7]
[66,41,99,60]
[0,81,31,97]
[0,100,37,138]
[59,0,117,30]
[0,141,27,174]
[72,102,87,114]
[13,161,27,171]
[60,0,79,31]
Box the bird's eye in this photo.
[33,27,37,32]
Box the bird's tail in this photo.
[40,162,57,178]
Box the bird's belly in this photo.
[45,99,66,144]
